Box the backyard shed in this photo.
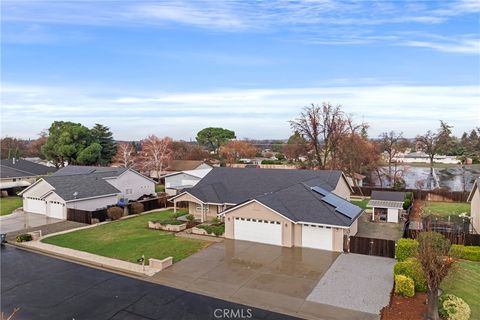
[367,191,405,223]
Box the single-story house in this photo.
[0,158,56,192]
[150,160,213,180]
[164,168,212,195]
[467,178,480,233]
[392,151,460,164]
[171,167,361,251]
[367,191,406,223]
[19,165,155,219]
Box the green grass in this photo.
[351,198,369,209]
[155,184,165,192]
[422,201,470,218]
[0,196,23,216]
[42,209,210,264]
[441,260,480,319]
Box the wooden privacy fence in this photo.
[353,187,469,202]
[344,236,396,258]
[67,208,107,224]
[405,229,480,246]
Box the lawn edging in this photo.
[13,240,170,277]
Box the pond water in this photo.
[373,165,480,191]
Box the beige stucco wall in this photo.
[224,201,294,247]
[332,228,344,252]
[334,176,351,201]
[471,189,480,232]
[348,218,358,236]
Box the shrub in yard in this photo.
[403,198,412,210]
[439,294,471,320]
[393,258,427,292]
[449,244,480,262]
[186,214,195,222]
[130,202,144,215]
[157,219,183,225]
[197,223,225,236]
[107,206,124,220]
[396,238,419,261]
[16,233,33,242]
[394,275,415,297]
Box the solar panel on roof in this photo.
[322,193,345,208]
[311,186,329,196]
[335,202,360,219]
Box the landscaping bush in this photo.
[403,198,412,210]
[394,275,415,297]
[449,244,480,262]
[261,160,284,165]
[439,294,471,320]
[130,202,144,215]
[197,223,225,236]
[186,214,195,222]
[396,238,419,261]
[393,258,427,292]
[156,219,183,225]
[107,206,124,220]
[16,233,32,242]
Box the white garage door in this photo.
[234,217,282,246]
[302,224,333,250]
[24,198,46,214]
[48,201,65,219]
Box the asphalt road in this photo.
[1,245,297,320]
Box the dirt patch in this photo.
[381,292,427,320]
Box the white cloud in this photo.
[403,38,480,54]
[2,83,479,140]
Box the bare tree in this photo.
[417,121,453,174]
[137,135,173,180]
[379,131,405,182]
[417,232,453,320]
[289,103,349,169]
[219,140,257,164]
[112,142,137,168]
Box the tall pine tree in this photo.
[91,124,117,165]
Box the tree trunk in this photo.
[426,288,439,320]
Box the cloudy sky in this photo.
[1,0,479,141]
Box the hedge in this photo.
[393,258,427,292]
[396,238,419,261]
[394,275,415,297]
[16,233,33,243]
[439,294,471,320]
[130,202,144,215]
[107,206,123,220]
[449,245,480,261]
[197,223,225,236]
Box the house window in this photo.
[195,205,209,212]
[126,189,133,195]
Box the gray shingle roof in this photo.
[187,167,343,204]
[255,183,362,227]
[0,159,56,178]
[53,165,127,177]
[371,191,406,202]
[44,171,121,201]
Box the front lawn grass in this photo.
[0,196,23,216]
[42,209,210,264]
[441,260,480,319]
[155,184,165,192]
[422,201,470,218]
[350,198,369,209]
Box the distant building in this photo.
[392,151,460,164]
[0,158,56,193]
[468,178,480,233]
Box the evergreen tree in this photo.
[91,124,117,165]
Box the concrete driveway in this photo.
[307,253,395,315]
[0,209,62,234]
[152,239,379,320]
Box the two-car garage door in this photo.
[234,217,282,246]
[24,198,46,214]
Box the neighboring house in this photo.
[367,191,406,223]
[0,158,56,192]
[171,167,360,251]
[19,165,155,219]
[164,168,212,196]
[392,151,460,164]
[23,157,57,167]
[467,178,480,233]
[346,173,366,188]
[150,160,213,179]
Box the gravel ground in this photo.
[307,253,394,315]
